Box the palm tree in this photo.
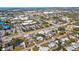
[0,25,2,30]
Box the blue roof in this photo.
[0,22,4,25]
[3,25,10,29]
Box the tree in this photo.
[58,27,65,31]
[36,34,45,38]
[0,26,2,30]
[0,43,2,51]
[12,38,24,49]
[53,16,59,20]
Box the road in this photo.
[21,21,77,51]
[2,20,77,50]
[21,32,68,51]
[11,22,69,38]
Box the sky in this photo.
[0,0,79,7]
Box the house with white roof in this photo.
[39,47,49,51]
[60,37,69,42]
[65,46,75,51]
[36,36,44,41]
[48,42,57,48]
